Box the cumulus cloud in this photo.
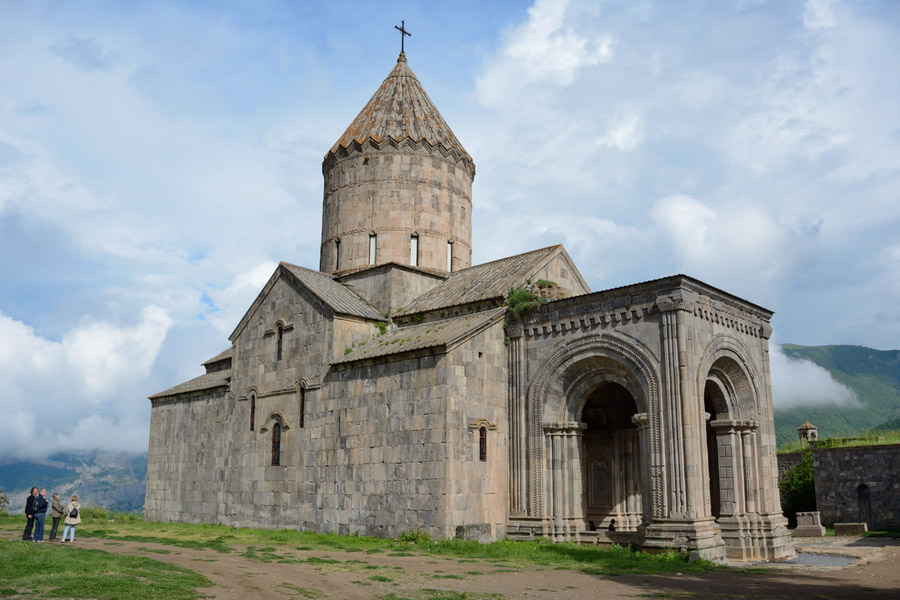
[0,307,173,458]
[476,0,614,107]
[205,261,279,336]
[770,343,859,408]
[649,194,786,281]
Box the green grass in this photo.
[863,529,900,539]
[0,513,720,577]
[0,538,209,599]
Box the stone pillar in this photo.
[645,290,723,560]
[632,412,654,531]
[507,330,528,516]
[543,422,586,538]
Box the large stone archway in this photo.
[698,338,783,560]
[580,381,642,532]
[509,333,659,540]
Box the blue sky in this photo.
[1,0,897,457]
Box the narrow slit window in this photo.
[447,242,453,272]
[271,422,281,466]
[276,326,283,361]
[335,240,341,270]
[479,426,487,462]
[299,387,305,429]
[250,395,256,431]
[410,234,419,267]
[369,234,377,265]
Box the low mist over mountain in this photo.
[773,344,900,446]
[0,451,145,513]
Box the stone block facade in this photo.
[320,143,473,275]
[813,444,900,530]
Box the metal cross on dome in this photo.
[394,20,411,53]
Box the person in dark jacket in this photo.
[49,493,65,541]
[32,488,49,542]
[22,487,38,541]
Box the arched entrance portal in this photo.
[581,382,642,531]
[701,354,765,559]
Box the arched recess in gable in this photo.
[524,333,662,536]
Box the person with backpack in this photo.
[61,495,81,543]
[49,492,65,541]
[22,487,38,541]
[32,488,49,542]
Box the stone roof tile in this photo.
[334,307,505,365]
[201,347,232,366]
[149,371,231,400]
[281,262,384,320]
[327,53,471,164]
[399,245,563,315]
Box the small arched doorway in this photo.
[581,382,641,531]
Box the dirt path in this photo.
[5,531,900,599]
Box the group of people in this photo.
[22,487,82,543]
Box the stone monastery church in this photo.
[146,51,793,561]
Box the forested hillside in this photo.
[773,344,900,446]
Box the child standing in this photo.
[61,495,81,543]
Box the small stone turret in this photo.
[320,52,475,275]
[798,419,818,442]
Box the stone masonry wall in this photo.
[144,388,229,523]
[444,322,509,541]
[776,451,804,480]
[321,144,473,274]
[146,268,511,540]
[813,444,900,530]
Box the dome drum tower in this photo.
[320,53,475,275]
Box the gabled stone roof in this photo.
[398,245,568,316]
[201,347,232,367]
[327,53,471,165]
[149,371,231,400]
[333,307,506,365]
[281,262,384,320]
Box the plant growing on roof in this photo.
[505,286,547,320]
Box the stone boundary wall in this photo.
[813,443,900,531]
[776,451,805,480]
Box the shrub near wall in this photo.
[779,451,816,528]
[813,444,900,530]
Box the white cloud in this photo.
[0,307,172,457]
[770,343,859,408]
[205,261,278,336]
[804,0,840,29]
[476,0,614,107]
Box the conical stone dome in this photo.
[327,52,472,164]
[320,53,474,275]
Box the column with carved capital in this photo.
[642,290,723,560]
[506,327,528,516]
[543,422,586,538]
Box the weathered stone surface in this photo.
[144,52,792,563]
[834,522,868,535]
[793,511,826,537]
[814,444,900,531]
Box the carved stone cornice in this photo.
[655,289,700,313]
[709,418,758,433]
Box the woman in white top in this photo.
[62,495,81,543]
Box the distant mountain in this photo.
[774,344,900,446]
[0,451,146,513]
